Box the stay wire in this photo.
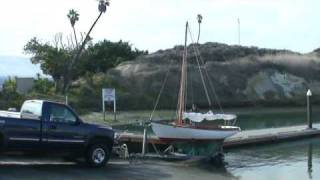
[188,26,225,114]
[187,27,212,108]
[149,61,173,121]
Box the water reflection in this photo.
[221,138,320,180]
[188,158,240,180]
[112,107,320,133]
[308,143,313,179]
[144,138,320,180]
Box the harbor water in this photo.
[142,137,320,180]
[113,106,320,133]
[112,107,320,179]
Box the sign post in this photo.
[306,89,312,129]
[102,88,116,121]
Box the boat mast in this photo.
[177,22,188,125]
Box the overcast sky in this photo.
[1,0,320,57]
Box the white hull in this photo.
[151,122,240,141]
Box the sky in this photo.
[1,0,320,57]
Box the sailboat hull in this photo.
[151,122,240,142]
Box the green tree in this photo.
[26,1,111,94]
[80,40,147,73]
[0,77,25,109]
[24,37,74,92]
[31,74,55,95]
[2,77,17,92]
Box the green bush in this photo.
[0,78,25,110]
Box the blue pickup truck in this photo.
[0,100,115,167]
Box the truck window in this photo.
[20,100,43,120]
[49,104,76,124]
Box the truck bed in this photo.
[0,111,21,118]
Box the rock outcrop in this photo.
[105,42,320,109]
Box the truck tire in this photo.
[86,143,110,167]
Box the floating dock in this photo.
[223,123,320,149]
[118,123,320,152]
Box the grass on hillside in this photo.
[80,110,177,126]
[80,106,318,126]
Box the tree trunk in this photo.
[72,26,79,48]
[72,12,103,68]
[197,23,201,44]
[64,12,103,94]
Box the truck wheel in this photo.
[86,143,110,167]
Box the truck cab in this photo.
[0,100,115,167]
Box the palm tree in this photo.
[64,0,110,93]
[77,0,110,58]
[67,9,80,47]
[83,0,110,44]
[197,14,203,44]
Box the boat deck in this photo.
[118,123,320,150]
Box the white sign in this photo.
[102,88,117,119]
[103,88,115,102]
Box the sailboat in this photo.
[151,22,240,143]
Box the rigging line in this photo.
[149,66,171,121]
[194,46,225,114]
[203,60,224,113]
[190,66,194,106]
[185,64,188,112]
[187,27,212,108]
[190,44,225,114]
[188,27,224,114]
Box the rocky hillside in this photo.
[104,42,320,109]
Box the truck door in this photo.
[5,118,41,150]
[44,103,86,152]
[6,101,42,150]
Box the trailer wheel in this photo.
[86,143,110,167]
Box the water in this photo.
[112,107,320,179]
[113,106,320,133]
[234,106,320,130]
[223,138,320,180]
[152,138,320,180]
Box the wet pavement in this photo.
[0,156,226,180]
[1,136,320,180]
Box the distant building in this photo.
[16,77,34,94]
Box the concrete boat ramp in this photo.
[118,123,320,152]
